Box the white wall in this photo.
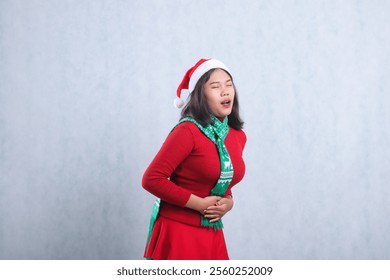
[1,0,389,259]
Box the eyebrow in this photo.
[209,79,232,85]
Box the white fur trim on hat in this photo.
[174,58,231,109]
[188,59,230,94]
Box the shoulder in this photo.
[170,121,194,138]
[160,122,197,153]
[167,121,202,145]
[172,120,204,137]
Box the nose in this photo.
[221,86,230,96]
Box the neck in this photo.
[212,115,227,122]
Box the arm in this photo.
[142,125,223,213]
[142,124,194,206]
[143,123,223,211]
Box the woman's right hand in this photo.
[185,194,221,214]
[200,196,222,214]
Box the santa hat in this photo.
[174,58,231,108]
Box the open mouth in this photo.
[221,100,231,105]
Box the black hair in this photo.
[180,68,244,130]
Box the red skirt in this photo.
[144,216,229,260]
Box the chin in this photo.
[212,109,232,118]
[216,113,230,118]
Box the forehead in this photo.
[208,68,231,82]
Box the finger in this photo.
[205,206,219,211]
[206,207,227,214]
[204,209,225,215]
[209,217,221,223]
[204,214,220,219]
[205,209,223,215]
[205,212,221,217]
[207,204,227,210]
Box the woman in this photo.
[142,58,246,260]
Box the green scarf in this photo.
[145,116,233,246]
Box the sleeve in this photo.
[141,124,194,207]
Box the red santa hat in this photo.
[174,58,231,108]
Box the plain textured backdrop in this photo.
[1,0,389,259]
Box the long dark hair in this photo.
[180,68,244,130]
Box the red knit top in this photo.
[142,121,247,227]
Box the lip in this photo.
[221,99,232,107]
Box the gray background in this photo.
[1,0,389,259]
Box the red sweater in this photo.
[142,121,247,226]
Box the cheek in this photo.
[205,92,218,104]
[206,98,217,110]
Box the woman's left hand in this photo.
[203,196,234,223]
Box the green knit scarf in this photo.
[146,116,233,247]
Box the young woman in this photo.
[142,58,246,260]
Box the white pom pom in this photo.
[174,97,184,108]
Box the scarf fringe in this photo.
[201,216,224,230]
